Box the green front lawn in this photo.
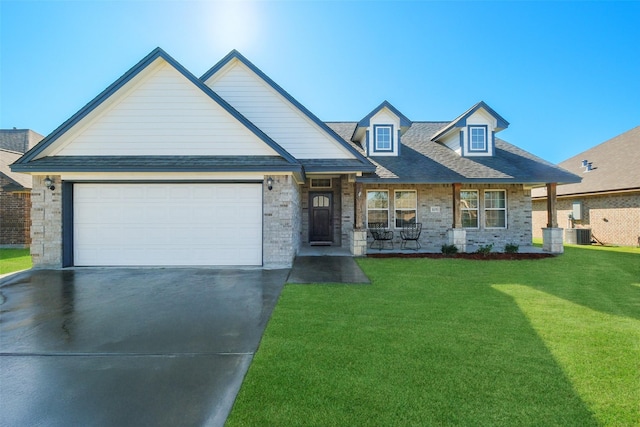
[0,248,32,275]
[227,246,640,426]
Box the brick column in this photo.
[263,175,300,268]
[30,175,63,267]
[448,183,466,251]
[351,182,368,256]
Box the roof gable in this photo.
[1,149,32,189]
[201,50,372,164]
[15,48,297,165]
[355,100,411,130]
[351,101,412,145]
[431,101,509,142]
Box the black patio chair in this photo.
[400,222,422,250]
[369,223,394,250]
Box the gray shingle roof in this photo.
[326,122,580,185]
[300,158,376,173]
[0,129,44,153]
[532,125,640,197]
[10,156,301,173]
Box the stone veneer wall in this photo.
[0,176,31,247]
[532,192,640,246]
[362,183,532,251]
[30,175,63,267]
[341,178,355,251]
[263,174,301,268]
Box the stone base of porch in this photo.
[542,227,564,253]
[447,228,467,253]
[351,229,368,257]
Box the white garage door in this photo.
[73,183,262,266]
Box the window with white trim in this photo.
[394,190,417,228]
[484,190,506,228]
[460,190,479,228]
[469,126,487,152]
[374,125,393,152]
[367,190,389,228]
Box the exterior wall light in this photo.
[267,177,273,191]
[44,177,55,191]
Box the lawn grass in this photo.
[0,248,32,275]
[227,246,639,426]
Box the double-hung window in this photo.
[367,190,389,228]
[394,190,417,228]
[469,126,487,152]
[460,190,479,228]
[374,125,393,152]
[484,190,506,228]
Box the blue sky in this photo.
[1,0,638,163]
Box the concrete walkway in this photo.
[287,256,370,284]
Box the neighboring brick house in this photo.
[532,126,640,247]
[11,48,578,268]
[1,129,43,248]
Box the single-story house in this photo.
[532,126,640,247]
[1,129,44,247]
[11,48,579,268]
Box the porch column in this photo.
[452,183,462,228]
[355,182,365,230]
[542,182,564,253]
[351,182,368,256]
[546,183,558,228]
[448,183,466,252]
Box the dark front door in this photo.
[309,192,333,243]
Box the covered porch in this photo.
[345,181,564,257]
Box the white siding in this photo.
[442,132,462,154]
[464,110,495,157]
[55,62,278,156]
[368,109,400,157]
[205,61,354,159]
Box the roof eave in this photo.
[356,177,581,185]
[10,165,303,174]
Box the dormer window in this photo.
[431,101,509,158]
[374,125,393,152]
[469,125,488,152]
[351,101,412,157]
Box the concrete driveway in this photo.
[0,268,288,427]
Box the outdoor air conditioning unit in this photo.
[565,228,592,245]
[576,228,592,245]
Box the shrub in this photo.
[504,243,519,253]
[475,243,494,256]
[441,244,459,255]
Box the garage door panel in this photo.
[74,183,262,266]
